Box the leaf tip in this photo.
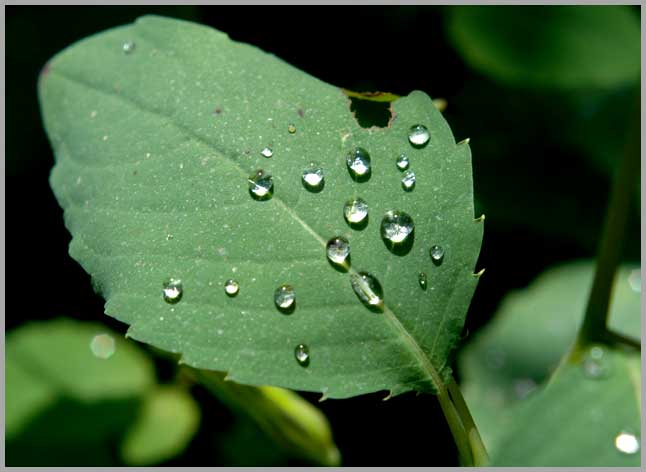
[475,214,486,222]
[472,268,486,278]
[433,98,448,112]
[458,137,471,145]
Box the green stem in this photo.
[436,384,474,466]
[447,376,489,466]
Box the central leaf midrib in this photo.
[50,68,443,394]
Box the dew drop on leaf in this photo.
[122,41,136,54]
[326,236,350,267]
[615,431,640,454]
[90,334,115,359]
[260,146,273,158]
[396,154,409,171]
[401,170,416,191]
[294,343,310,366]
[274,284,296,311]
[582,345,610,379]
[350,272,384,310]
[346,147,371,180]
[408,124,430,147]
[162,278,183,304]
[248,169,274,200]
[430,245,445,264]
[381,210,415,245]
[224,279,240,297]
[302,162,324,191]
[287,123,296,134]
[418,272,428,290]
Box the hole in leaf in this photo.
[343,90,398,128]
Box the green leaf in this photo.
[447,6,640,89]
[39,16,482,398]
[459,261,641,465]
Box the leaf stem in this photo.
[447,376,489,466]
[436,384,474,466]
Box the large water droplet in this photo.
[302,163,324,192]
[90,334,115,359]
[615,431,640,455]
[162,278,183,304]
[260,146,273,158]
[396,154,409,171]
[381,210,415,245]
[401,170,416,191]
[582,345,610,379]
[248,170,274,200]
[346,147,371,181]
[418,272,428,290]
[326,237,350,268]
[294,344,310,366]
[274,284,296,312]
[350,272,384,310]
[288,123,297,134]
[224,279,240,297]
[408,124,430,147]
[122,41,136,54]
[344,198,369,227]
[430,245,445,265]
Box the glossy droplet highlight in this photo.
[302,163,324,191]
[408,124,430,147]
[418,272,428,290]
[248,170,274,200]
[615,432,640,455]
[344,198,369,225]
[224,279,239,297]
[260,146,273,158]
[90,334,115,359]
[288,123,297,134]
[401,170,416,191]
[274,284,296,311]
[430,245,445,264]
[122,41,136,54]
[582,345,610,379]
[294,344,310,366]
[346,147,371,180]
[381,211,414,244]
[350,272,384,310]
[162,278,183,304]
[326,236,350,267]
[396,154,409,171]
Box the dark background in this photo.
[6,6,641,466]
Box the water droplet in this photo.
[401,170,416,191]
[408,124,430,147]
[302,163,325,191]
[512,378,537,399]
[396,154,409,171]
[615,431,640,455]
[346,147,371,180]
[224,279,239,297]
[430,245,445,264]
[248,170,274,200]
[260,146,273,158]
[628,269,641,293]
[274,284,296,312]
[381,210,415,244]
[326,237,350,267]
[350,272,384,310]
[122,41,136,54]
[288,123,297,134]
[418,272,428,290]
[582,344,610,379]
[90,334,115,359]
[294,344,310,366]
[162,278,183,304]
[343,198,369,226]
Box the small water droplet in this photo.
[288,123,297,134]
[615,431,640,455]
[381,210,415,244]
[90,110,98,119]
[408,124,430,147]
[396,154,409,171]
[582,345,610,379]
[628,269,641,293]
[418,272,428,290]
[224,279,240,297]
[122,41,136,54]
[343,198,369,226]
[90,334,115,359]
[260,146,273,158]
[274,284,296,312]
[162,278,183,304]
[346,147,371,180]
[302,163,324,191]
[512,378,537,399]
[350,272,384,310]
[248,170,274,200]
[401,170,416,191]
[294,344,310,366]
[326,237,350,267]
[430,245,445,264]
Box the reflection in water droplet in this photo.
[401,171,416,191]
[381,210,415,244]
[582,345,610,379]
[346,147,371,179]
[90,334,115,359]
[122,41,136,54]
[260,147,273,158]
[628,269,641,293]
[396,154,409,171]
[163,278,183,304]
[326,237,350,266]
[513,378,537,399]
[288,123,297,134]
[224,279,240,297]
[350,272,384,309]
[294,344,310,366]
[615,431,640,454]
[418,272,428,290]
[408,124,430,147]
[274,284,296,311]
[430,245,445,264]
[248,170,274,200]
[344,198,369,225]
[302,163,324,191]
